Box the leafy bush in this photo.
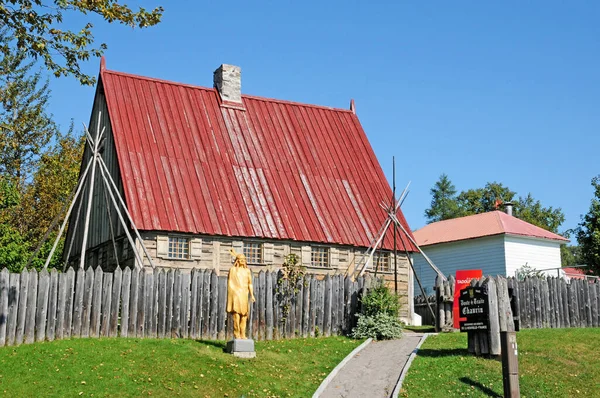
[352,313,403,340]
[516,263,544,281]
[352,281,403,340]
[361,284,401,317]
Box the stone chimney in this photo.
[214,64,242,103]
[503,202,514,217]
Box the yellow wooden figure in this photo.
[227,249,256,339]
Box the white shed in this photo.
[412,211,568,294]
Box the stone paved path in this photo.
[318,333,424,398]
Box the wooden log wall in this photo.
[0,268,369,346]
[416,274,600,355]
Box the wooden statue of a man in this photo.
[227,250,256,339]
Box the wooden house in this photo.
[64,59,418,319]
[412,209,568,293]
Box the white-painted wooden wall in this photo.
[412,234,563,294]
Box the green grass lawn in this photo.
[0,336,362,397]
[401,328,600,397]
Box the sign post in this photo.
[458,286,489,332]
[453,270,482,329]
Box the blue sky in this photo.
[46,1,599,237]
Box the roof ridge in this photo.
[101,68,353,114]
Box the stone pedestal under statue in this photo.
[226,338,256,358]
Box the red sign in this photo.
[453,269,483,329]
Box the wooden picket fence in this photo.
[0,267,371,346]
[414,275,600,332]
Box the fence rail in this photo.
[414,275,600,332]
[0,267,370,347]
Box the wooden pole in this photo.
[79,120,105,270]
[393,156,398,295]
[97,157,156,269]
[501,331,520,397]
[97,160,146,269]
[398,227,436,325]
[42,158,94,270]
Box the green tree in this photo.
[424,174,462,223]
[424,178,565,233]
[575,175,600,274]
[456,182,516,215]
[0,0,163,85]
[515,193,565,233]
[0,31,58,187]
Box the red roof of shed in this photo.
[414,211,568,247]
[99,63,416,251]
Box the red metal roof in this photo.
[99,63,416,251]
[414,211,568,247]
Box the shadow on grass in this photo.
[196,340,227,351]
[415,348,470,358]
[459,377,502,397]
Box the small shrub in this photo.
[352,313,403,340]
[361,284,400,317]
[352,281,403,340]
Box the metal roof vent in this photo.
[503,202,514,217]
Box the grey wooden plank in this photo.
[71,268,85,338]
[156,269,166,339]
[194,269,204,340]
[302,274,310,338]
[166,269,174,337]
[591,283,599,328]
[15,270,29,345]
[181,272,191,339]
[330,275,338,335]
[143,269,154,338]
[337,274,344,335]
[0,268,9,346]
[486,277,501,356]
[265,271,273,340]
[343,275,351,334]
[295,275,303,337]
[46,269,59,342]
[90,267,103,338]
[136,268,146,337]
[316,279,324,336]
[257,271,266,339]
[217,275,226,340]
[128,268,139,337]
[584,281,593,327]
[120,267,131,337]
[576,279,584,327]
[190,269,199,339]
[553,277,560,328]
[109,267,122,338]
[251,274,259,339]
[63,268,75,339]
[309,275,317,337]
[172,269,182,338]
[6,272,20,346]
[209,270,218,339]
[100,272,113,337]
[152,268,159,338]
[323,274,332,337]
[55,272,66,341]
[540,278,549,327]
[81,267,94,338]
[201,270,210,339]
[558,277,567,328]
[24,269,38,344]
[267,273,274,339]
[35,269,50,342]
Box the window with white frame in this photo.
[243,242,263,264]
[168,237,190,259]
[311,246,329,268]
[372,251,391,272]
